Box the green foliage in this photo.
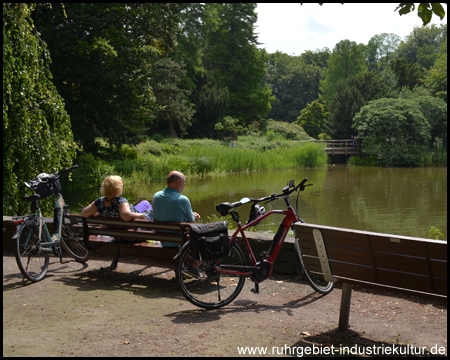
[151,58,195,138]
[395,24,447,67]
[325,72,390,139]
[297,100,328,139]
[320,40,368,109]
[215,116,243,140]
[428,226,444,240]
[266,120,311,140]
[189,72,230,138]
[365,33,402,73]
[398,89,447,147]
[423,38,447,102]
[3,3,76,216]
[74,138,328,188]
[390,58,422,90]
[353,98,431,166]
[66,153,115,191]
[32,3,181,152]
[266,51,325,123]
[395,3,446,25]
[204,4,273,128]
[294,142,328,168]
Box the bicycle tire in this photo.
[60,215,91,262]
[294,237,334,294]
[175,241,246,309]
[14,219,49,282]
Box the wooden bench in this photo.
[69,214,191,270]
[293,222,447,331]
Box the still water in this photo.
[68,165,447,240]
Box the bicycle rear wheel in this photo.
[294,237,334,294]
[60,216,91,262]
[175,241,246,309]
[14,220,49,282]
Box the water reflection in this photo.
[68,165,447,240]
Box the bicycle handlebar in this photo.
[216,178,312,216]
[26,165,78,189]
[58,164,78,178]
[250,178,311,204]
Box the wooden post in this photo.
[338,282,352,331]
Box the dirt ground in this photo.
[3,250,447,357]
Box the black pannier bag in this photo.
[189,221,230,260]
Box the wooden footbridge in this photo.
[307,139,361,155]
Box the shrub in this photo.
[266,120,311,140]
[354,98,431,166]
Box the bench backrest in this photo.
[69,214,190,248]
[294,222,447,298]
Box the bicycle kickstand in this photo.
[251,283,259,294]
[55,243,70,264]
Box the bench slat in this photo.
[68,214,190,251]
[294,222,447,298]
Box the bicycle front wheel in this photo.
[14,220,49,282]
[294,237,334,294]
[175,241,246,309]
[60,216,91,262]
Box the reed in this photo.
[68,138,328,189]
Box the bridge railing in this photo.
[302,139,361,154]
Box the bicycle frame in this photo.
[13,194,66,252]
[219,205,299,280]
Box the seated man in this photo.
[152,171,200,248]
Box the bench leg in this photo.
[110,247,120,270]
[99,247,120,272]
[338,282,352,332]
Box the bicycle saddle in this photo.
[216,201,242,216]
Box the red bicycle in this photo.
[175,178,334,309]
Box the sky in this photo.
[255,3,447,55]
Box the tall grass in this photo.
[67,138,328,189]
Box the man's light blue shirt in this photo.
[153,188,195,247]
[153,187,195,223]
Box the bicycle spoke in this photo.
[176,242,246,309]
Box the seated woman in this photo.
[81,175,153,221]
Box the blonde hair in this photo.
[101,175,123,198]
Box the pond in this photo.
[67,165,447,240]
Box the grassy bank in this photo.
[66,137,328,190]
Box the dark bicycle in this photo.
[175,178,334,309]
[12,165,90,282]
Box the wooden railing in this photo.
[306,139,361,155]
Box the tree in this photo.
[3,3,76,215]
[265,51,324,123]
[205,3,273,128]
[353,98,431,166]
[398,89,447,147]
[365,33,401,73]
[325,72,390,139]
[396,24,447,69]
[189,72,230,138]
[151,58,195,138]
[319,40,367,110]
[300,48,331,68]
[33,3,181,152]
[423,37,447,102]
[390,58,421,89]
[296,100,328,139]
[214,116,242,140]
